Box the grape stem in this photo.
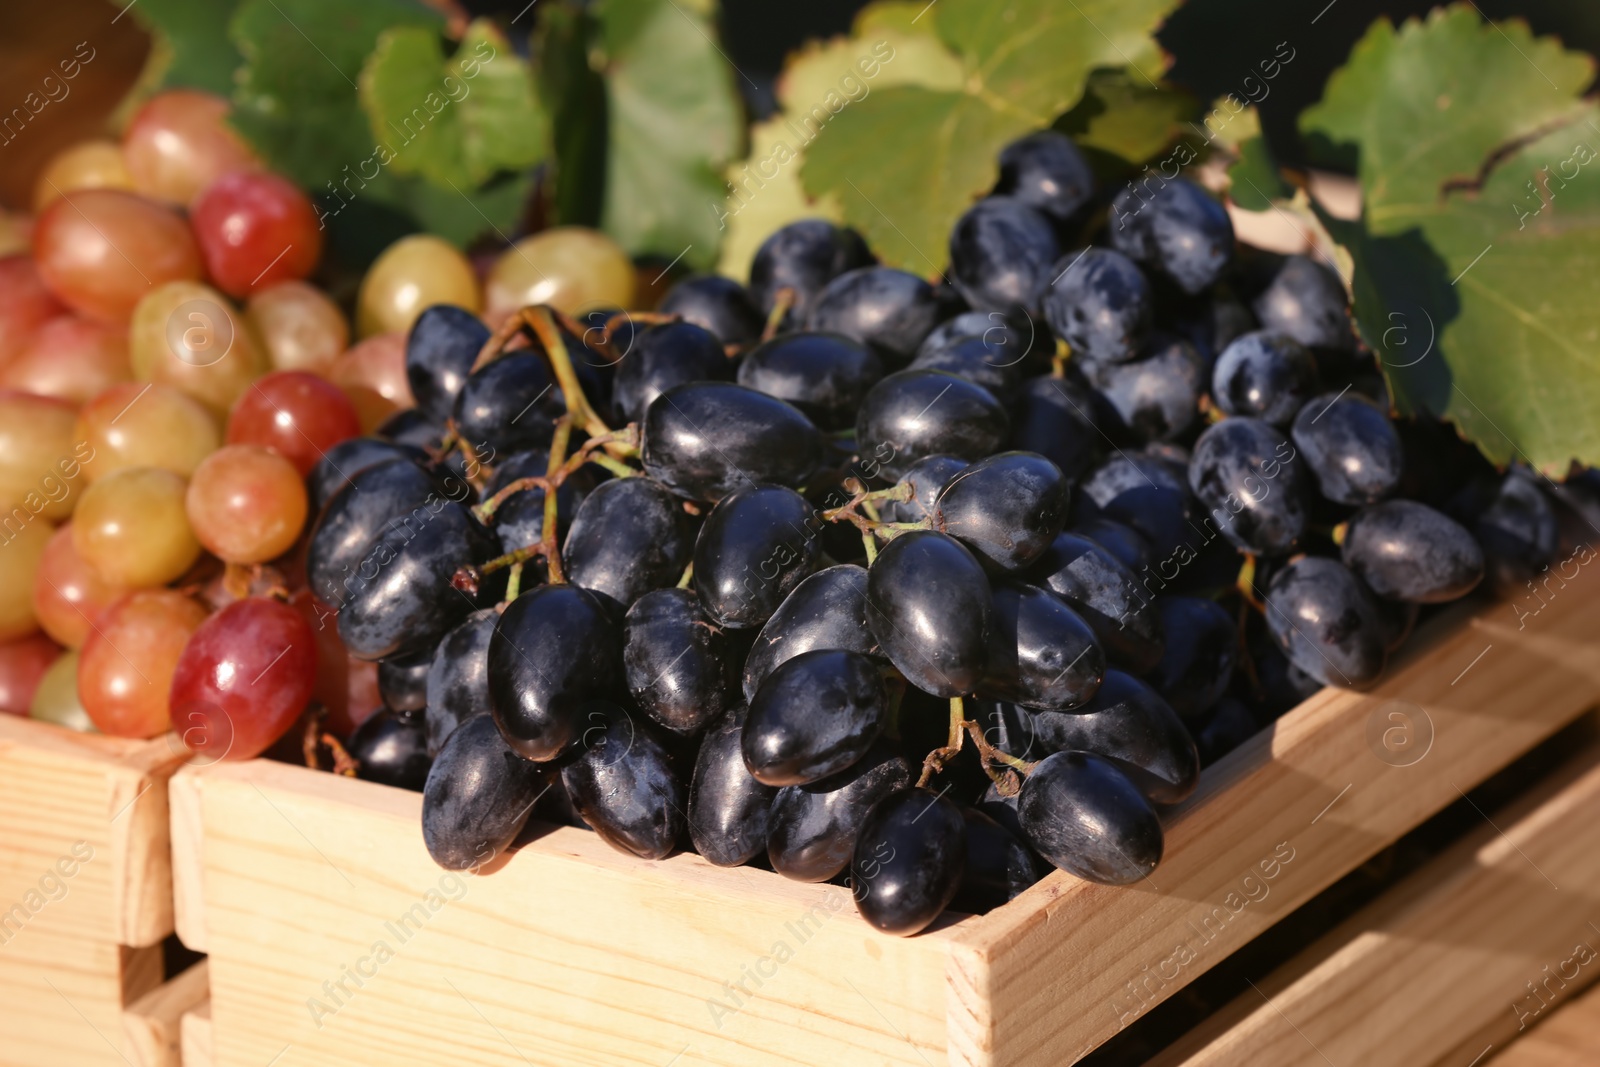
[916,697,1038,788]
[473,422,642,524]
[821,479,925,541]
[1235,554,1265,613]
[541,418,571,584]
[761,287,795,341]
[505,560,525,602]
[676,561,695,589]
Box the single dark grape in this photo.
[488,584,621,761]
[1085,334,1205,442]
[658,274,763,347]
[1342,499,1485,604]
[406,304,491,424]
[744,649,887,786]
[878,454,969,525]
[1466,469,1559,595]
[947,197,1060,314]
[377,644,432,713]
[1252,254,1353,351]
[1292,392,1403,505]
[1264,556,1387,688]
[307,437,431,515]
[425,608,497,756]
[1030,531,1164,674]
[951,806,1042,913]
[804,266,942,365]
[932,451,1069,572]
[350,707,432,791]
[866,530,993,698]
[996,130,1096,222]
[908,333,1024,405]
[453,352,562,456]
[767,739,912,882]
[611,320,731,426]
[1195,697,1259,767]
[421,713,546,871]
[377,408,447,452]
[1011,375,1101,481]
[1018,750,1163,884]
[917,310,1032,369]
[561,701,685,860]
[688,705,776,866]
[623,587,730,735]
[306,456,443,611]
[1029,669,1199,805]
[736,331,883,430]
[1109,177,1234,295]
[336,501,500,661]
[981,583,1104,710]
[564,477,695,609]
[850,788,966,936]
[1212,331,1321,427]
[1147,596,1237,723]
[694,484,822,629]
[641,381,825,502]
[1041,247,1152,365]
[1071,518,1153,575]
[742,564,878,702]
[1188,417,1309,555]
[748,219,873,322]
[855,369,1010,481]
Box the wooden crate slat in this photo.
[191,760,956,1067]
[0,925,162,1067]
[181,1002,213,1067]
[1491,978,1600,1066]
[1146,737,1600,1066]
[948,579,1600,1066]
[124,961,211,1067]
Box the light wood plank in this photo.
[0,925,162,1067]
[1147,739,1600,1066]
[1492,979,1600,1066]
[124,961,211,1067]
[169,767,207,953]
[193,760,958,1067]
[948,575,1600,1066]
[181,1002,213,1067]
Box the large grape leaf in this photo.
[1302,5,1600,471]
[123,0,243,97]
[359,19,547,190]
[800,0,1178,272]
[1054,69,1198,176]
[592,0,743,270]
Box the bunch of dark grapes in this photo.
[294,132,1597,938]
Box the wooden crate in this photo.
[1148,731,1600,1067]
[0,716,190,1067]
[170,571,1600,1067]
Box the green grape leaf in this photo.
[715,116,845,281]
[594,0,743,271]
[1055,69,1199,174]
[123,0,243,97]
[1214,106,1291,211]
[800,0,1179,273]
[1302,5,1600,471]
[359,19,547,191]
[536,3,609,228]
[230,0,443,193]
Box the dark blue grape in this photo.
[767,739,912,882]
[947,197,1060,314]
[1146,596,1237,722]
[694,484,822,629]
[1012,375,1101,481]
[1041,248,1152,365]
[803,266,941,365]
[658,274,763,347]
[1194,697,1259,767]
[1030,531,1164,673]
[453,352,562,456]
[350,708,432,791]
[748,219,873,322]
[1079,452,1193,560]
[1252,255,1353,351]
[744,649,887,786]
[855,369,1010,481]
[1188,417,1309,555]
[742,564,877,702]
[1085,334,1205,442]
[1264,556,1387,688]
[996,130,1096,222]
[306,456,444,611]
[307,437,431,515]
[866,530,993,698]
[337,501,500,661]
[482,448,595,557]
[951,806,1042,913]
[1467,469,1559,595]
[850,788,966,936]
[688,705,776,866]
[611,321,731,426]
[1212,331,1320,427]
[1029,669,1199,805]
[1019,751,1163,884]
[406,304,491,424]
[1072,518,1153,574]
[422,714,546,871]
[878,454,968,525]
[933,451,1070,572]
[981,583,1104,710]
[1292,392,1403,505]
[736,331,883,430]
[425,608,497,756]
[918,310,1032,369]
[1342,500,1484,604]
[377,645,432,713]
[641,381,825,502]
[489,584,622,761]
[377,408,447,452]
[623,588,730,735]
[563,477,694,609]
[561,701,685,860]
[1109,177,1234,295]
